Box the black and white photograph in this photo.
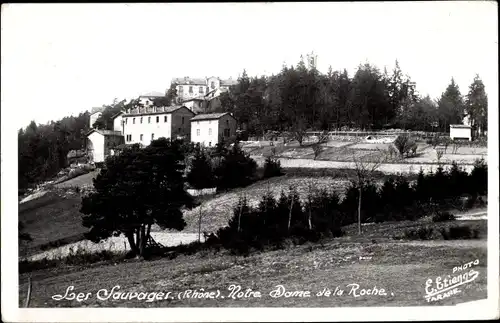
[1,2,499,322]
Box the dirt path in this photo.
[25,232,204,262]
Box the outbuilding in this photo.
[449,124,472,141]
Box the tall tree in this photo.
[465,74,488,137]
[80,138,195,258]
[437,78,464,132]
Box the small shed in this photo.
[449,124,472,141]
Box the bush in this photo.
[402,227,434,240]
[187,146,216,189]
[263,157,283,179]
[432,211,456,222]
[440,225,480,240]
[215,142,257,190]
[393,135,417,158]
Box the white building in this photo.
[86,129,124,163]
[190,112,237,147]
[117,105,195,146]
[172,76,237,102]
[89,107,104,129]
[450,124,472,141]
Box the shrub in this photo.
[402,227,434,240]
[393,135,417,158]
[440,225,480,240]
[187,147,216,189]
[263,157,283,179]
[215,142,257,190]
[432,211,456,222]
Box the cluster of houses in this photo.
[86,76,238,163]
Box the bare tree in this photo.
[352,150,386,235]
[435,148,444,163]
[312,130,329,160]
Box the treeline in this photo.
[212,54,487,137]
[206,159,487,253]
[18,113,90,191]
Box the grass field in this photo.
[19,192,87,258]
[180,174,352,234]
[18,219,487,308]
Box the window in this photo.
[133,118,136,124]
[151,133,155,140]
[164,115,168,122]
[226,120,229,126]
[178,128,181,133]
[197,121,199,125]
[199,86,203,94]
[156,116,159,123]
[196,129,200,136]
[206,87,209,93]
[140,134,143,141]
[209,128,212,136]
[140,117,143,124]
[182,117,185,124]
[179,86,183,93]
[189,86,193,93]
[126,134,132,142]
[209,120,211,124]
[224,128,230,137]
[125,118,128,124]
[148,116,151,123]
[210,81,215,89]
[208,142,212,147]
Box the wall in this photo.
[87,132,105,163]
[171,108,195,140]
[123,113,172,146]
[450,127,472,140]
[113,115,123,133]
[183,100,205,114]
[191,119,220,147]
[89,112,102,129]
[218,114,237,142]
[177,84,210,100]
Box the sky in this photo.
[1,2,498,129]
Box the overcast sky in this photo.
[1,2,498,129]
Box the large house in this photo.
[190,112,237,147]
[118,105,195,146]
[172,76,237,104]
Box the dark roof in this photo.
[190,112,234,121]
[125,105,194,117]
[87,129,123,137]
[111,111,125,119]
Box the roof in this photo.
[172,77,237,86]
[220,78,237,86]
[124,105,194,116]
[111,111,124,119]
[450,124,471,129]
[90,107,104,114]
[139,91,165,98]
[87,129,123,137]
[172,77,207,85]
[190,112,235,121]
